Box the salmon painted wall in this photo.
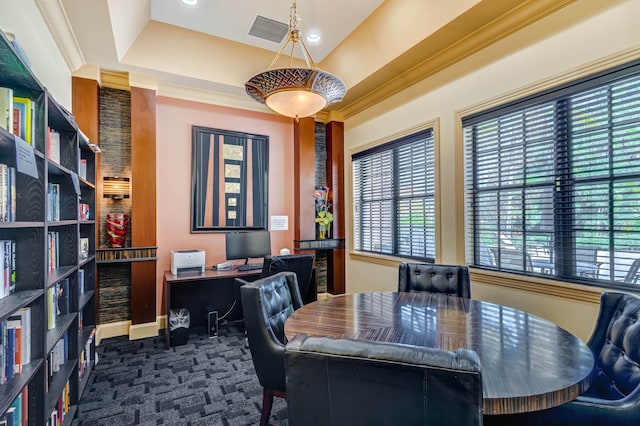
[155,96,296,315]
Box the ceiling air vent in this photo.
[248,15,288,44]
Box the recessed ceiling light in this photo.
[307,32,320,43]
[182,0,198,5]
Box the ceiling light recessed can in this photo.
[307,32,320,42]
[182,0,198,5]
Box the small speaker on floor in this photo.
[206,307,218,338]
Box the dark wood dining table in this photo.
[284,291,594,416]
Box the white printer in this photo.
[171,249,205,275]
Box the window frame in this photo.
[463,59,640,291]
[351,125,437,263]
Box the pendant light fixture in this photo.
[245,1,346,119]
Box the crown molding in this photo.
[101,70,130,91]
[33,0,85,71]
[157,81,277,114]
[336,0,576,120]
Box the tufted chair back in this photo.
[490,292,640,426]
[585,292,640,400]
[398,263,471,298]
[238,271,303,425]
[286,334,483,426]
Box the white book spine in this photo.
[0,87,13,131]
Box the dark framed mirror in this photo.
[191,126,269,233]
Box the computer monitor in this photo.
[225,230,271,264]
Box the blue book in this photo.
[5,327,15,381]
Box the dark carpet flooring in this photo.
[73,323,288,426]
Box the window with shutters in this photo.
[464,60,640,289]
[352,129,435,261]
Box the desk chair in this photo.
[487,292,640,426]
[261,254,316,304]
[285,334,483,426]
[398,263,471,298]
[238,272,303,426]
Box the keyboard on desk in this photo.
[237,264,263,271]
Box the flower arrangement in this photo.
[314,186,333,239]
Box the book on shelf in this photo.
[5,326,15,381]
[48,127,60,163]
[0,163,6,222]
[80,237,89,259]
[47,286,56,330]
[47,231,59,272]
[47,183,60,221]
[0,239,16,299]
[0,163,16,222]
[79,203,90,220]
[47,333,68,381]
[56,278,69,316]
[6,317,22,375]
[78,269,85,296]
[13,97,33,145]
[0,321,4,384]
[79,157,87,180]
[0,87,12,132]
[12,307,31,366]
[3,31,31,69]
[12,103,21,137]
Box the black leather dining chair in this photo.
[486,291,640,426]
[285,334,483,426]
[398,262,471,298]
[261,254,316,304]
[237,271,304,426]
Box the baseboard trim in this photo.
[96,321,131,345]
[96,316,168,345]
[129,322,159,340]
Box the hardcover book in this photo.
[0,87,13,132]
[48,128,60,163]
[12,97,32,144]
[80,237,89,259]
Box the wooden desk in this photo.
[285,292,594,415]
[163,268,261,347]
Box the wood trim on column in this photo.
[326,121,345,294]
[294,117,316,241]
[130,86,157,324]
[72,76,101,320]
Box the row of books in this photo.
[45,381,70,426]
[46,332,68,385]
[47,279,69,331]
[47,183,60,222]
[0,240,16,299]
[47,232,59,273]
[0,307,31,385]
[0,387,28,426]
[0,163,16,222]
[0,87,35,145]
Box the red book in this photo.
[12,107,21,136]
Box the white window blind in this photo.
[353,129,435,261]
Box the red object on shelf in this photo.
[106,213,129,248]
